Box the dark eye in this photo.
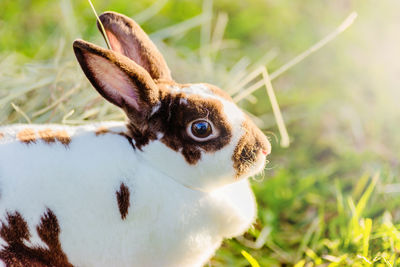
[191,120,212,138]
[186,119,218,141]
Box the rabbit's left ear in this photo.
[98,11,172,81]
[73,39,159,122]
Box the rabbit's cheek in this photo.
[138,137,237,191]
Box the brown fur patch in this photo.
[54,130,71,146]
[232,117,271,177]
[17,129,36,144]
[0,210,73,267]
[38,129,56,144]
[116,183,130,220]
[125,82,233,164]
[95,127,109,136]
[34,129,71,147]
[0,133,4,139]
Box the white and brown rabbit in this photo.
[0,11,270,267]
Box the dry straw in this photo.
[87,0,112,49]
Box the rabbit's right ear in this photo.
[98,11,172,81]
[73,39,159,122]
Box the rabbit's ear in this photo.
[73,39,159,118]
[97,11,172,81]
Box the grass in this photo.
[1,0,399,266]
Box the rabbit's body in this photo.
[0,122,255,267]
[0,11,271,267]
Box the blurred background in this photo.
[1,0,399,266]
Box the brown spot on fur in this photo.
[0,210,73,267]
[116,183,130,220]
[17,129,36,144]
[0,133,4,139]
[95,127,109,136]
[232,118,271,177]
[159,94,232,164]
[125,82,233,164]
[54,130,71,146]
[37,129,71,147]
[38,129,56,144]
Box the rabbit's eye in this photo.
[187,120,216,141]
[192,121,211,137]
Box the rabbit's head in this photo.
[74,12,270,191]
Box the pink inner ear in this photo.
[107,31,124,55]
[105,28,148,74]
[90,54,140,110]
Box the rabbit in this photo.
[0,11,271,267]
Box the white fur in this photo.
[0,118,258,266]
